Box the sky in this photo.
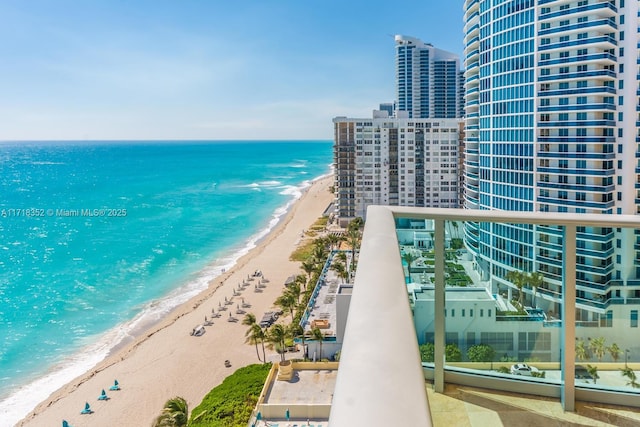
[0,1,465,141]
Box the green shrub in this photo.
[290,240,316,262]
[419,343,435,362]
[467,344,496,362]
[446,344,462,362]
[189,363,271,427]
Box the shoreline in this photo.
[15,174,334,427]
[0,174,326,423]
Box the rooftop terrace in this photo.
[250,362,337,427]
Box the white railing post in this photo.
[434,219,446,393]
[562,224,576,412]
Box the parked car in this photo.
[574,365,592,380]
[510,363,539,376]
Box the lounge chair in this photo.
[97,389,109,401]
[109,379,121,391]
[80,402,93,414]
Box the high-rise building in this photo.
[333,112,461,224]
[463,0,640,321]
[395,35,464,119]
[332,37,465,225]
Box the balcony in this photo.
[331,207,640,426]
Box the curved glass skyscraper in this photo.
[464,0,640,322]
[395,35,464,119]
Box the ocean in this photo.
[0,140,333,424]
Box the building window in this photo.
[632,310,638,328]
[600,311,613,327]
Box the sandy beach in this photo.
[17,175,334,427]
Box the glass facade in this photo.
[464,0,640,350]
[395,35,463,119]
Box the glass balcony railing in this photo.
[332,207,640,426]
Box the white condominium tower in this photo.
[395,35,465,119]
[464,0,640,322]
[333,112,461,224]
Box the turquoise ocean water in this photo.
[0,141,333,423]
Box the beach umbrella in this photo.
[110,379,120,391]
[285,408,290,421]
[62,420,71,427]
[98,389,109,400]
[256,411,262,421]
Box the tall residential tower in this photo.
[395,35,464,119]
[463,0,640,323]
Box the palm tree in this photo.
[506,270,527,307]
[312,243,328,266]
[301,260,316,291]
[402,251,416,279]
[335,251,350,281]
[326,233,343,251]
[348,217,364,232]
[267,324,289,362]
[243,313,262,362]
[275,293,297,322]
[287,281,302,304]
[309,327,325,360]
[527,272,544,307]
[335,250,348,265]
[153,396,188,427]
[346,228,361,261]
[621,367,640,388]
[576,338,590,362]
[452,221,460,239]
[589,337,607,362]
[608,343,622,363]
[587,364,600,384]
[255,323,267,362]
[289,323,306,359]
[331,261,347,283]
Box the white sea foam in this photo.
[0,173,324,426]
[28,161,65,165]
[242,180,282,189]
